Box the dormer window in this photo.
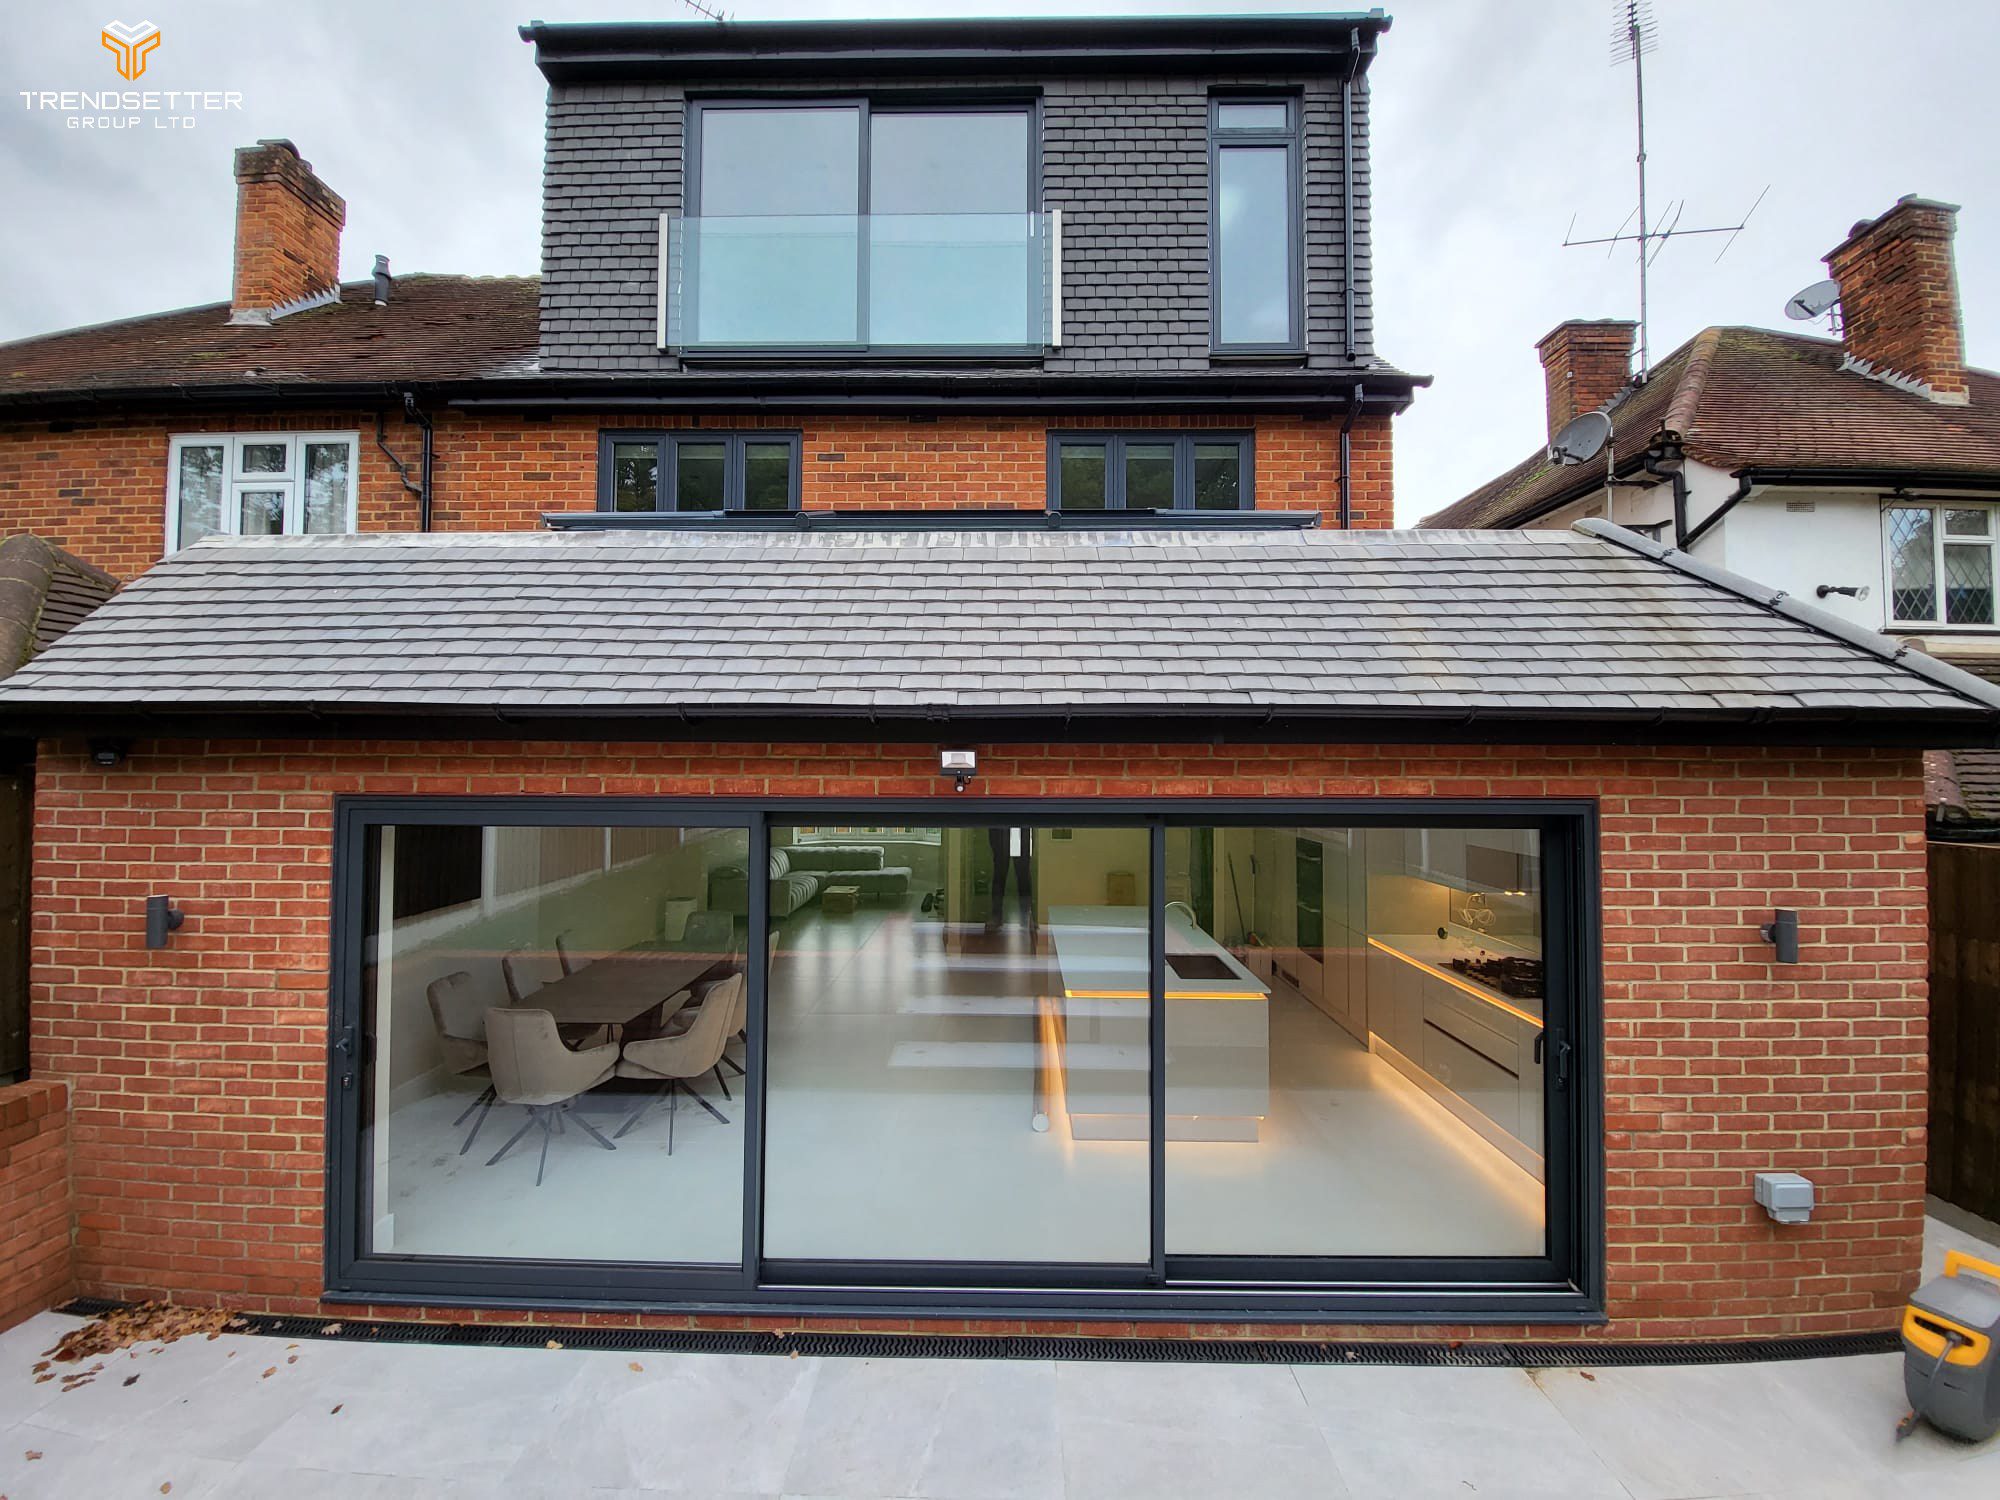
[667,100,1055,354]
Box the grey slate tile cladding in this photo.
[4,527,1996,724]
[535,72,1373,374]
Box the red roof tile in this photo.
[1427,326,2000,530]
[0,274,540,406]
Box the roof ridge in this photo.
[1574,517,2000,715]
[1661,326,1724,442]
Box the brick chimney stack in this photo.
[1824,195,1967,405]
[229,140,346,325]
[1536,320,1636,443]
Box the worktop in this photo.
[1367,933,1545,1178]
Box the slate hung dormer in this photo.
[513,11,1421,527]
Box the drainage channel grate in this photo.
[55,1299,1900,1367]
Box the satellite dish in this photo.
[1785,278,1841,321]
[1548,410,1613,467]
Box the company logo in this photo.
[101,19,161,81]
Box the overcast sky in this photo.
[3,0,1995,520]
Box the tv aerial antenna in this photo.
[672,0,730,21]
[1563,0,1768,382]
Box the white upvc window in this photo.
[166,432,360,552]
[1884,500,2000,628]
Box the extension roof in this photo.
[1426,326,2000,530]
[3,519,1996,745]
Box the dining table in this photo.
[528,943,731,1033]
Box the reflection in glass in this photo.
[761,824,1151,1263]
[1217,145,1293,346]
[1945,543,1995,625]
[362,822,749,1263]
[1163,825,1547,1258]
[237,488,287,536]
[742,442,793,511]
[612,442,658,512]
[1058,445,1109,510]
[239,441,289,474]
[302,442,350,534]
[175,445,224,546]
[675,442,728,511]
[1887,507,1937,621]
[1216,102,1290,131]
[1124,443,1175,508]
[1192,443,1243,509]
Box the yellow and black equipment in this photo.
[1899,1249,2000,1443]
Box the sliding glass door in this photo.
[330,799,1594,1315]
[760,821,1154,1274]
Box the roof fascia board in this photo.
[522,14,1392,83]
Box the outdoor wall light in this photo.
[145,895,185,950]
[1753,1171,1816,1225]
[940,748,977,793]
[1759,908,1801,964]
[88,737,130,768]
[1815,583,1871,600]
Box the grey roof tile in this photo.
[2,525,1996,729]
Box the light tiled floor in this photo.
[3,1215,1997,1500]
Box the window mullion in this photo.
[1173,436,1193,510]
[727,436,746,510]
[1936,509,1948,625]
[1107,435,1126,510]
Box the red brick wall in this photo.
[28,738,1927,1340]
[0,410,1395,582]
[0,1078,74,1332]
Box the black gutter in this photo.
[8,705,1997,751]
[1337,383,1363,529]
[520,13,1392,84]
[539,507,1322,534]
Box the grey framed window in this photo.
[1047,433,1254,511]
[1209,95,1303,354]
[1886,501,1999,627]
[598,432,802,513]
[683,98,1041,353]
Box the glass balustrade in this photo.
[663,212,1058,352]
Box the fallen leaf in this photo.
[30,1361,49,1375]
[1578,1370,1597,1382]
[545,1340,564,1351]
[320,1323,343,1336]
[161,1484,172,1495]
[287,1356,298,1365]
[330,1403,343,1415]
[123,1374,140,1387]
[261,1367,276,1379]
[33,1373,53,1384]
[627,1361,643,1372]
[24,1452,41,1462]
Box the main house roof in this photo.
[0,274,540,410]
[3,520,1996,744]
[1426,326,2000,530]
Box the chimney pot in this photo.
[229,141,346,323]
[1824,195,1967,404]
[1535,320,1636,444]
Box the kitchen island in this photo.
[1366,934,1546,1177]
[1046,904,1271,1142]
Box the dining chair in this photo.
[613,973,740,1152]
[556,930,586,977]
[425,970,498,1155]
[482,1008,620,1186]
[678,909,735,957]
[502,947,607,1049]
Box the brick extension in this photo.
[0,1079,74,1333]
[29,739,1927,1341]
[0,410,1397,581]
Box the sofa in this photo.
[709,843,913,917]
